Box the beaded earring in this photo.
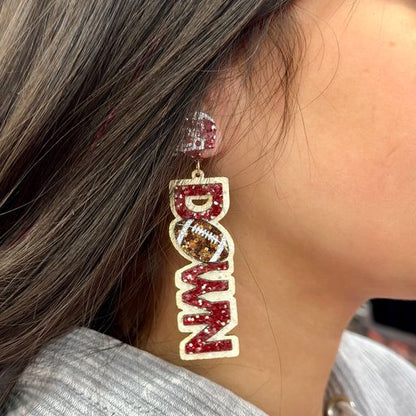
[169,111,239,360]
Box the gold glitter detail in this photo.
[174,220,228,262]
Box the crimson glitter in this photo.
[169,174,239,360]
[175,111,217,159]
[173,184,223,221]
[169,111,239,360]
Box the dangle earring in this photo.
[169,111,239,360]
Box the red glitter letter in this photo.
[181,262,233,354]
[173,183,224,221]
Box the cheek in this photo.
[266,132,416,298]
[270,1,416,294]
[277,100,416,296]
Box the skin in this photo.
[144,1,416,415]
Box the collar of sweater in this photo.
[6,327,382,416]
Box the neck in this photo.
[144,183,367,416]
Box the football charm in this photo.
[173,218,229,263]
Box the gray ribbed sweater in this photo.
[4,327,416,415]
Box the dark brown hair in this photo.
[0,0,303,408]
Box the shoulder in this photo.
[327,329,416,416]
[5,327,266,416]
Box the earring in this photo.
[169,111,239,360]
